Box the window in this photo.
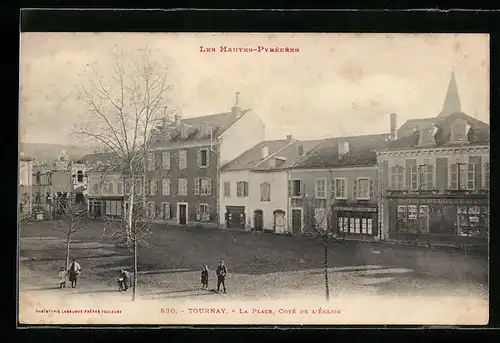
[198,148,209,167]
[178,150,187,169]
[147,153,155,171]
[410,165,418,190]
[298,145,304,156]
[77,171,83,182]
[419,205,430,232]
[162,178,171,196]
[178,178,188,196]
[200,125,210,137]
[337,217,349,232]
[315,208,327,230]
[181,127,188,139]
[162,202,171,220]
[162,151,171,170]
[224,181,231,197]
[450,163,474,190]
[195,178,212,196]
[483,162,490,190]
[151,179,158,196]
[237,181,249,197]
[36,173,41,185]
[291,180,304,197]
[147,202,156,219]
[315,178,326,199]
[144,179,150,195]
[154,153,162,170]
[457,206,482,237]
[197,204,210,222]
[356,178,370,199]
[390,165,404,190]
[108,181,114,195]
[135,178,142,195]
[124,181,130,195]
[334,178,347,199]
[117,182,123,195]
[260,182,271,201]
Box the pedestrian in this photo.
[118,269,132,291]
[68,258,82,288]
[216,260,228,293]
[58,267,67,288]
[201,265,209,290]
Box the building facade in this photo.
[219,138,295,232]
[288,134,387,239]
[87,166,125,219]
[146,104,265,227]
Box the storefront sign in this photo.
[397,198,488,205]
[333,206,377,213]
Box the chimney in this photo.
[390,113,398,141]
[286,134,293,141]
[338,140,350,156]
[175,114,181,126]
[261,145,269,159]
[232,91,241,117]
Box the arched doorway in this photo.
[273,210,286,234]
[254,210,264,231]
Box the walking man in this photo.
[68,258,82,288]
[216,260,227,293]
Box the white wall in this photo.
[219,169,289,232]
[219,110,265,167]
[87,172,124,197]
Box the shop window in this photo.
[338,217,349,232]
[407,205,418,233]
[457,206,482,237]
[418,205,430,233]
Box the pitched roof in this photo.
[292,134,389,169]
[20,155,34,162]
[150,108,251,146]
[380,112,489,150]
[81,152,116,165]
[221,139,291,171]
[438,70,462,117]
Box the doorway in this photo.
[225,206,245,229]
[178,202,188,225]
[292,208,302,235]
[254,210,264,231]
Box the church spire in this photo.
[437,68,461,117]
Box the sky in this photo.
[19,32,489,145]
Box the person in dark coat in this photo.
[118,269,132,291]
[216,260,228,293]
[68,259,82,288]
[200,265,209,290]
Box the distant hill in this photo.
[19,143,95,162]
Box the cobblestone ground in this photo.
[18,221,489,325]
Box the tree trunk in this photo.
[324,238,329,301]
[66,233,71,270]
[132,228,138,302]
[127,177,135,245]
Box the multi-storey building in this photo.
[219,135,299,232]
[376,71,490,247]
[288,134,388,239]
[19,153,34,215]
[87,164,125,219]
[146,102,265,227]
[71,160,88,204]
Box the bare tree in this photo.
[74,46,174,244]
[53,200,88,270]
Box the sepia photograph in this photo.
[18,32,489,325]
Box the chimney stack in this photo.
[338,140,350,156]
[175,114,181,126]
[390,113,398,141]
[286,134,293,141]
[261,145,269,159]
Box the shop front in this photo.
[387,193,489,246]
[331,202,379,239]
[88,196,124,219]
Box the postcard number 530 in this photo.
[161,308,177,314]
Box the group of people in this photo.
[58,258,82,288]
[201,260,228,293]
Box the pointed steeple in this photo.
[437,68,461,117]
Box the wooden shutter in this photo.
[194,178,200,195]
[206,150,210,167]
[160,203,164,219]
[245,182,249,196]
[353,179,357,199]
[196,203,201,220]
[207,178,212,195]
[427,165,434,190]
[369,178,375,198]
[197,150,201,167]
[300,180,305,197]
[331,179,336,198]
[288,180,292,197]
[206,205,210,221]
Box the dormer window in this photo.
[449,118,470,144]
[180,127,188,139]
[200,125,210,137]
[418,125,437,147]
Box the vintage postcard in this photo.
[18,32,489,326]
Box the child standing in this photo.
[58,267,67,288]
[201,265,209,290]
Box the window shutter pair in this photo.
[194,178,200,195]
[353,179,357,199]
